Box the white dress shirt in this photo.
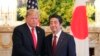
[52,30,62,45]
[27,24,38,43]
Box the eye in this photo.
[50,21,58,25]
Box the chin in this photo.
[52,30,56,33]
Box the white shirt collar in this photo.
[53,30,62,38]
[27,23,38,42]
[27,23,36,32]
[52,30,62,45]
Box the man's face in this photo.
[50,18,61,34]
[26,13,38,27]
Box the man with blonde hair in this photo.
[12,9,45,56]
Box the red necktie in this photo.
[52,35,57,54]
[31,28,37,49]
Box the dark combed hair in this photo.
[49,14,62,24]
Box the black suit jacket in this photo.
[12,23,45,56]
[45,31,76,56]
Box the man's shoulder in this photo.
[46,34,52,38]
[14,23,26,30]
[62,31,74,39]
[36,26,44,31]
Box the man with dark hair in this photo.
[45,14,76,56]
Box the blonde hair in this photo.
[26,9,39,17]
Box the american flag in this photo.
[27,0,38,10]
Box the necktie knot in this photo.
[53,35,57,46]
[32,28,34,32]
[54,35,57,39]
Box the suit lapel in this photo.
[23,23,34,48]
[56,31,64,51]
[49,34,53,55]
[35,27,41,50]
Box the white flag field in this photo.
[70,0,89,56]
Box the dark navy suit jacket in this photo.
[12,23,45,56]
[45,31,76,56]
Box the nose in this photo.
[50,22,56,27]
